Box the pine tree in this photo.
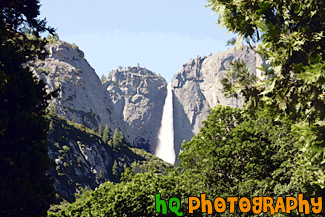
[100,74,107,83]
[112,160,120,181]
[49,121,54,131]
[97,123,103,136]
[98,169,104,180]
[118,131,125,145]
[49,102,58,115]
[112,128,120,148]
[102,124,110,144]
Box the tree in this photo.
[180,106,298,216]
[112,128,122,148]
[97,123,103,137]
[119,130,125,145]
[112,160,120,181]
[48,169,191,217]
[208,0,325,122]
[102,124,110,144]
[226,37,236,47]
[0,1,55,216]
[100,74,107,83]
[49,102,58,115]
[208,0,325,200]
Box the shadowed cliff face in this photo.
[47,115,170,202]
[172,46,264,161]
[104,67,167,153]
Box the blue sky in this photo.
[40,0,235,82]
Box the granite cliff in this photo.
[171,46,264,163]
[32,40,263,168]
[47,115,169,202]
[31,40,119,132]
[31,41,170,201]
[104,67,167,153]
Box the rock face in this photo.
[32,41,263,166]
[47,116,116,201]
[32,40,168,154]
[47,115,168,201]
[172,46,263,162]
[32,41,119,132]
[104,67,167,153]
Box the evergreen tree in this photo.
[49,102,58,115]
[112,160,120,181]
[102,124,110,144]
[49,120,54,131]
[118,130,125,145]
[97,123,103,137]
[112,128,120,148]
[100,74,107,83]
[0,1,55,216]
[208,0,325,200]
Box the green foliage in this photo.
[62,145,70,153]
[49,120,54,131]
[98,169,104,180]
[209,0,325,122]
[49,102,59,115]
[48,170,191,217]
[180,106,299,215]
[102,124,110,144]
[208,0,325,199]
[130,148,172,173]
[112,128,124,149]
[222,60,260,109]
[0,1,56,216]
[97,123,103,136]
[112,160,120,181]
[47,34,60,44]
[226,37,236,46]
[112,128,119,148]
[100,74,107,83]
[77,157,82,167]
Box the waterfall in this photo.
[155,83,175,164]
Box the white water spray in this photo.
[155,83,175,164]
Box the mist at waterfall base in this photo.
[155,84,176,164]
